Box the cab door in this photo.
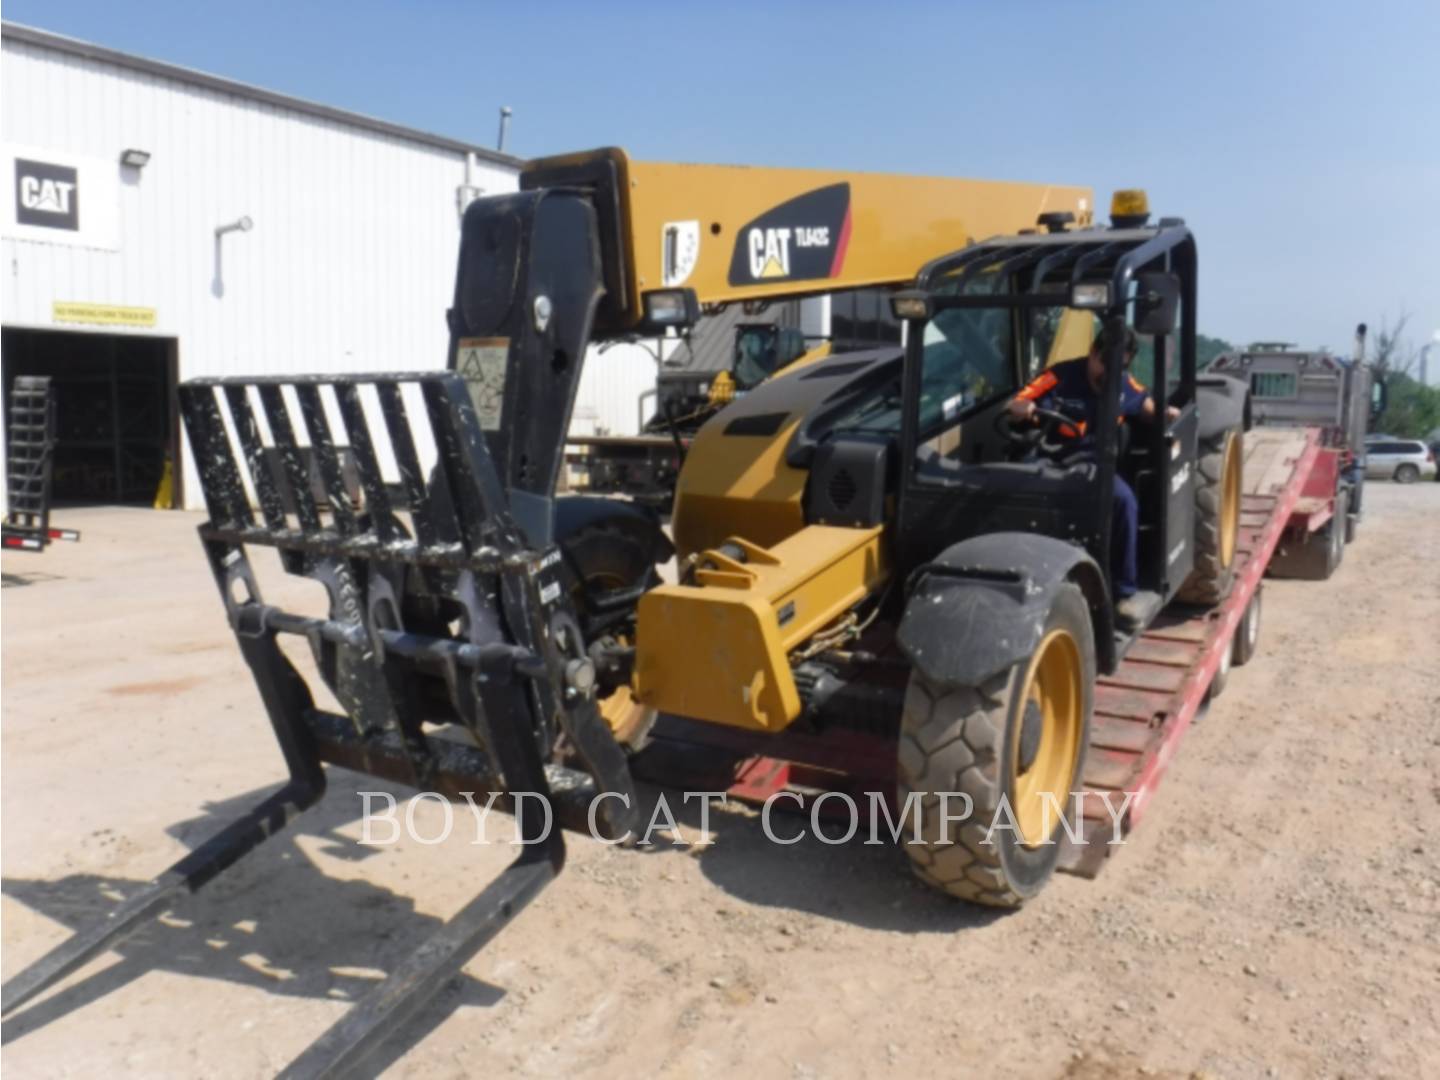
[1160,404,1198,599]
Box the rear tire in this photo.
[1176,428,1244,606]
[897,583,1093,908]
[1395,463,1419,484]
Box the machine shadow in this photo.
[2,772,1004,1068]
[1,570,60,588]
[0,768,506,1074]
[638,784,1007,935]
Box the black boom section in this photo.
[2,371,637,1080]
[448,188,605,548]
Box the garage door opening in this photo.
[2,327,179,506]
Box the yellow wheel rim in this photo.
[1011,629,1085,847]
[1219,432,1242,569]
[598,681,654,746]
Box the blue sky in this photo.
[7,0,1438,362]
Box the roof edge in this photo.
[2,21,523,168]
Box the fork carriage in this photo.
[2,371,637,1079]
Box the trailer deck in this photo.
[1058,426,1319,874]
[635,427,1325,877]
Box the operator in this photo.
[1007,324,1177,630]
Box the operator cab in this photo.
[887,198,1199,653]
[793,194,1204,658]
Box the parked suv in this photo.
[1364,437,1437,483]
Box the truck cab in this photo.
[1210,336,1382,537]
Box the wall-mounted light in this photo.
[120,148,151,168]
[215,216,253,237]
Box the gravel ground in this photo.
[2,482,1437,1079]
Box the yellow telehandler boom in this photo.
[526,148,1093,502]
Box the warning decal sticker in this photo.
[455,337,510,431]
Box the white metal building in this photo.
[1,22,520,509]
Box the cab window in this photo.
[917,306,1013,435]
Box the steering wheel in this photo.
[993,405,1081,451]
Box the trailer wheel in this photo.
[1232,587,1262,666]
[897,583,1093,908]
[1206,629,1233,700]
[1176,428,1243,606]
[1343,478,1361,543]
[1329,488,1347,572]
[1269,487,1346,581]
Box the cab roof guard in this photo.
[914,225,1196,308]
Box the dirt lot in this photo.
[3,482,1438,1079]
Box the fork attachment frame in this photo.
[1,371,637,1078]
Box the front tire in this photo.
[897,583,1093,908]
[555,514,662,751]
[1177,428,1244,606]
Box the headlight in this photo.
[642,288,700,330]
[890,290,931,320]
[1071,282,1111,309]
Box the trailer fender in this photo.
[1196,372,1250,444]
[897,532,1115,688]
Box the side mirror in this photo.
[1134,272,1180,335]
[1370,376,1387,420]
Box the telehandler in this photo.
[631,189,1249,903]
[2,149,1109,1077]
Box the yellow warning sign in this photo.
[52,301,157,327]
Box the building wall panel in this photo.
[2,32,518,506]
